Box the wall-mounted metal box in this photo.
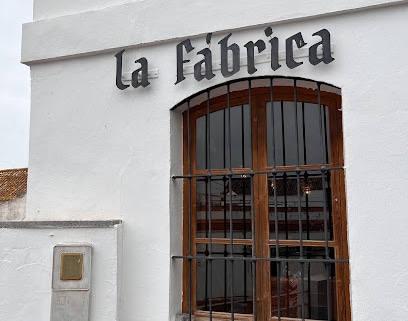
[50,245,92,321]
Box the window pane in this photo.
[226,104,252,169]
[196,244,253,314]
[304,103,331,164]
[196,105,252,170]
[196,115,206,169]
[196,177,252,240]
[267,102,331,166]
[268,171,333,241]
[210,109,225,169]
[270,247,336,320]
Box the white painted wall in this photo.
[0,194,26,221]
[18,1,408,321]
[0,225,121,321]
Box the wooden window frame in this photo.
[181,83,350,321]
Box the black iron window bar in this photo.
[172,77,347,321]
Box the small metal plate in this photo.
[60,253,83,281]
[52,245,91,290]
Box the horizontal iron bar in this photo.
[172,166,344,180]
[172,255,348,264]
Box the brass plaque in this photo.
[60,253,83,281]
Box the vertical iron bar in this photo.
[204,180,209,310]
[223,97,228,311]
[206,90,213,321]
[323,106,333,239]
[243,184,248,304]
[281,101,286,166]
[242,97,248,304]
[270,77,282,320]
[281,99,288,244]
[323,107,329,164]
[293,79,305,321]
[317,83,325,163]
[318,84,329,254]
[281,97,289,306]
[306,174,310,241]
[187,99,192,321]
[241,87,248,304]
[223,178,227,310]
[301,102,307,165]
[251,173,257,321]
[283,173,288,240]
[308,261,311,318]
[241,102,246,168]
[242,102,248,304]
[317,83,332,321]
[227,83,235,320]
[326,262,332,321]
[248,79,256,321]
[270,78,277,167]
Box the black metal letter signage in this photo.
[194,33,215,82]
[309,29,334,65]
[264,27,281,71]
[244,39,266,74]
[175,39,194,85]
[115,50,150,90]
[132,57,150,88]
[115,50,129,90]
[218,33,240,77]
[115,28,335,90]
[286,32,307,69]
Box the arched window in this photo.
[173,77,350,321]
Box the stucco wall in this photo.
[19,1,408,321]
[0,193,26,221]
[0,223,121,321]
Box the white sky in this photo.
[0,1,32,170]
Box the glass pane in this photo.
[196,244,253,314]
[196,105,252,170]
[196,176,252,239]
[267,102,330,167]
[303,103,331,165]
[196,115,206,169]
[210,109,225,169]
[227,104,252,169]
[268,171,333,241]
[270,247,337,320]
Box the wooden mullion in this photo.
[253,94,271,320]
[182,112,189,313]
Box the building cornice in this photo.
[21,0,407,65]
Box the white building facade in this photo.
[1,1,408,321]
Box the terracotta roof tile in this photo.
[0,168,28,201]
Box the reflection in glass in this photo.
[267,102,330,167]
[196,177,252,239]
[196,244,253,314]
[196,105,252,170]
[268,171,333,241]
[270,247,336,320]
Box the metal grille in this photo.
[172,77,348,321]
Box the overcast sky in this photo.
[0,1,32,170]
